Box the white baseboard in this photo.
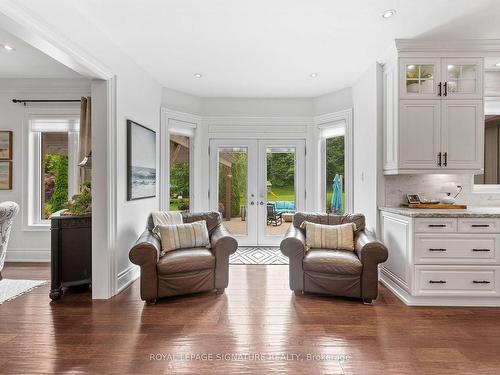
[5,248,50,262]
[116,264,140,294]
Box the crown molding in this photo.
[395,39,500,53]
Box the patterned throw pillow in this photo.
[300,221,357,251]
[154,220,210,256]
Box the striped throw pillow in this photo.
[300,221,357,251]
[154,220,210,256]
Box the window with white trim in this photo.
[320,122,346,214]
[28,116,79,224]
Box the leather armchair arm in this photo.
[129,230,161,266]
[129,230,160,301]
[280,225,306,291]
[211,225,238,290]
[355,230,388,300]
[355,231,388,265]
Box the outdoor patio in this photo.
[222,218,292,236]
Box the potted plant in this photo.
[63,181,92,216]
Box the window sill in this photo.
[24,222,51,232]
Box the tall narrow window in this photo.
[321,124,345,214]
[169,134,191,211]
[29,117,79,225]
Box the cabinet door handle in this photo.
[428,224,446,228]
[438,82,442,96]
[437,152,442,167]
[443,152,447,167]
[471,224,490,228]
[429,248,446,252]
[443,81,448,96]
[473,280,491,284]
[429,280,446,284]
[472,248,491,252]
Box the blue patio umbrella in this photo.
[331,174,342,213]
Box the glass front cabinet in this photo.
[400,57,483,100]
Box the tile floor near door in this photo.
[1,263,500,374]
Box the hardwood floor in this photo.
[1,262,500,374]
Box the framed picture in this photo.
[127,120,156,200]
[0,161,12,190]
[0,131,13,160]
[406,194,421,204]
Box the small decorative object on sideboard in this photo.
[406,194,421,204]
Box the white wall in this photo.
[352,63,383,233]
[313,87,353,115]
[162,87,202,115]
[0,78,90,261]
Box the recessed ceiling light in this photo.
[194,73,202,78]
[382,9,396,19]
[495,62,500,67]
[448,65,455,70]
[310,73,318,78]
[2,44,14,51]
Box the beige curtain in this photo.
[79,96,92,184]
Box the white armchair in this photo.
[0,201,20,280]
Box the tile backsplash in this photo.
[384,174,500,207]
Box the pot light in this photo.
[194,73,202,78]
[310,73,318,78]
[382,9,396,19]
[495,62,500,67]
[448,65,455,70]
[2,44,14,51]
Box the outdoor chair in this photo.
[267,203,283,226]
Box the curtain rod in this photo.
[12,99,81,106]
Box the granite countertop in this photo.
[379,206,500,218]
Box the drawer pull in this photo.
[473,280,491,284]
[472,248,491,252]
[429,248,446,252]
[471,224,490,228]
[429,280,446,284]
[428,224,446,228]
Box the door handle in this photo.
[473,280,491,284]
[443,81,448,96]
[471,224,490,228]
[259,201,265,205]
[438,82,442,96]
[429,248,446,252]
[443,152,447,167]
[250,201,255,205]
[437,152,442,167]
[428,224,446,228]
[429,280,446,284]
[472,248,491,252]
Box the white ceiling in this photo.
[0,27,82,79]
[11,0,500,97]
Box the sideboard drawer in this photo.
[415,234,500,265]
[458,218,500,234]
[415,266,500,297]
[415,218,457,233]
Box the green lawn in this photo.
[267,186,295,202]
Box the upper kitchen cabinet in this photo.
[400,57,483,100]
[383,40,498,175]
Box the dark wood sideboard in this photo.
[49,212,92,300]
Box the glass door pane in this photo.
[218,147,248,236]
[265,147,296,237]
[325,136,345,214]
[445,64,477,95]
[169,134,190,212]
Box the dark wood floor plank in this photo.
[1,262,500,374]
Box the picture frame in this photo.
[406,193,421,204]
[0,131,13,160]
[127,120,157,201]
[0,161,12,190]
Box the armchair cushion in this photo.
[155,220,210,255]
[157,248,215,275]
[303,249,362,275]
[300,221,356,251]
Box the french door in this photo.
[209,139,305,246]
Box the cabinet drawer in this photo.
[415,218,457,233]
[415,266,500,297]
[458,218,500,233]
[415,234,500,265]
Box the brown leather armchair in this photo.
[280,212,388,303]
[129,211,237,303]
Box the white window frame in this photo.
[160,109,200,212]
[472,97,500,194]
[315,109,354,213]
[25,113,80,228]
